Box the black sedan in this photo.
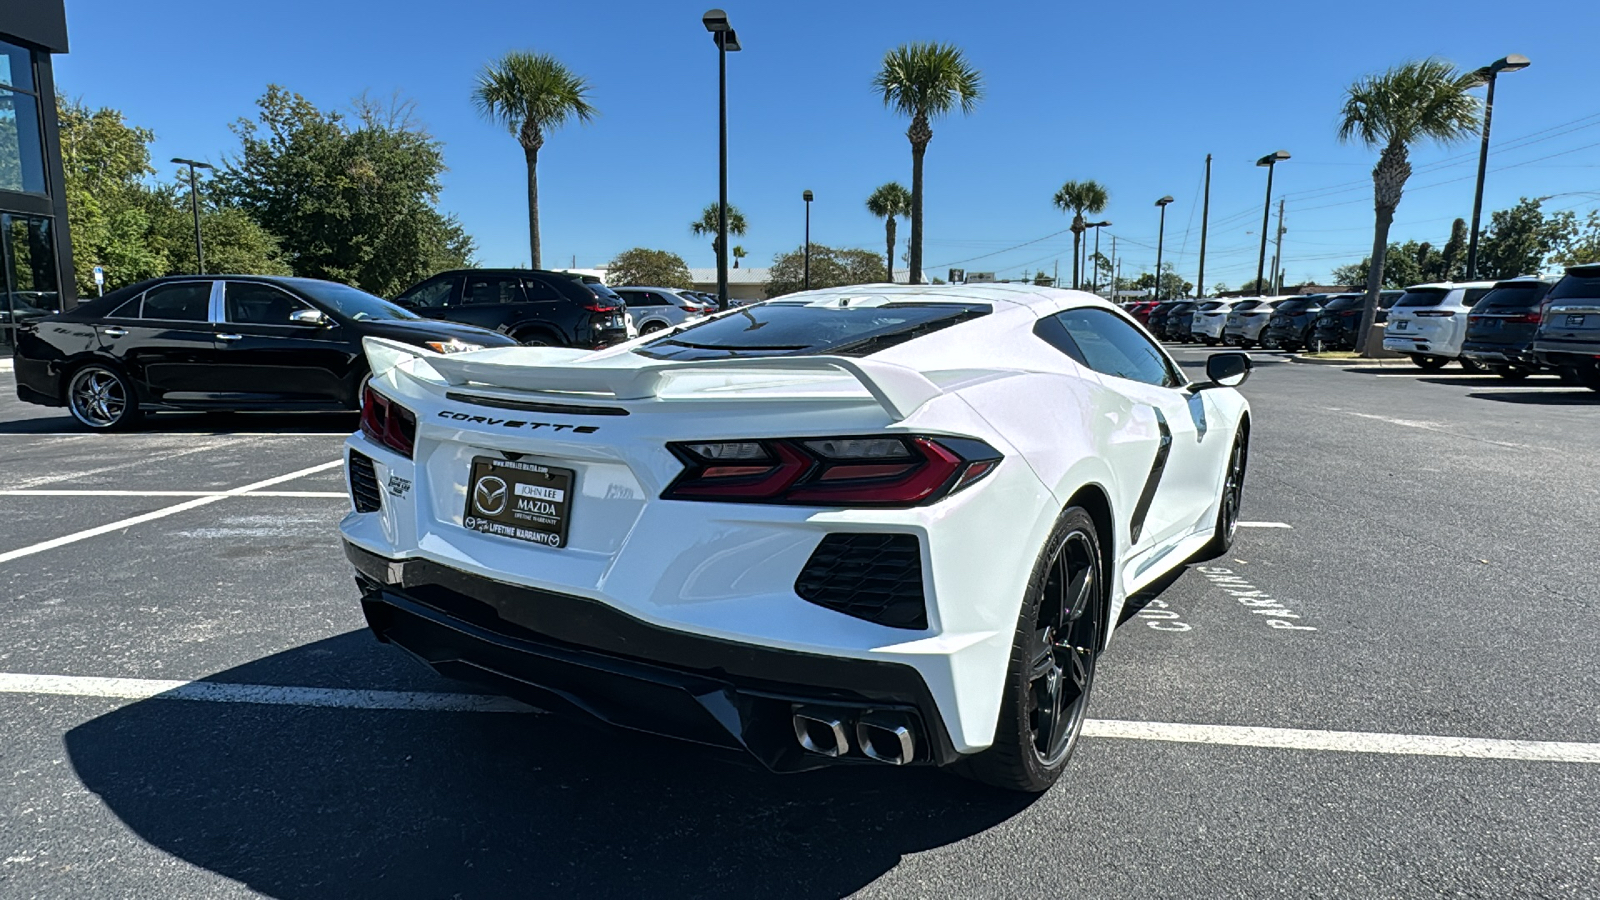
[12,275,516,430]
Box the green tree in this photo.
[1211,282,1229,295]
[766,244,885,298]
[1476,197,1573,279]
[873,42,982,285]
[1554,210,1600,267]
[471,52,595,269]
[1438,217,1468,281]
[689,202,747,265]
[1338,59,1481,351]
[607,247,693,289]
[865,181,912,282]
[1051,180,1109,290]
[217,86,474,298]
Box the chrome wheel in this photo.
[1027,529,1100,767]
[68,366,131,429]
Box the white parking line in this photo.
[1237,521,1292,528]
[0,460,342,566]
[0,490,345,498]
[3,672,1597,765]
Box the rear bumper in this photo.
[12,356,62,407]
[1461,342,1541,367]
[1532,345,1600,371]
[347,542,961,771]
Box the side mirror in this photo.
[1191,352,1251,392]
[289,309,330,328]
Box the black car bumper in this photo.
[346,543,958,771]
[1532,347,1600,372]
[12,356,62,407]
[1461,342,1542,367]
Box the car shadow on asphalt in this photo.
[63,632,1036,899]
[0,411,360,435]
[1467,390,1600,405]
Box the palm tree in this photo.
[873,42,982,285]
[731,245,747,269]
[1052,180,1110,290]
[472,51,596,269]
[865,182,912,282]
[689,202,747,265]
[1338,58,1480,352]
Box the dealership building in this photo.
[1,0,72,348]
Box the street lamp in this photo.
[171,157,215,274]
[1255,150,1289,295]
[1085,221,1111,295]
[702,9,741,310]
[802,189,813,289]
[1153,197,1173,300]
[1466,54,1531,280]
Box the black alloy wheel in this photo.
[1194,424,1248,561]
[513,329,554,347]
[641,322,666,334]
[67,364,141,431]
[1411,354,1448,371]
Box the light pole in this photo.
[1254,150,1289,294]
[802,189,813,289]
[702,10,741,310]
[1154,196,1173,300]
[171,158,215,274]
[1466,54,1530,280]
[1086,221,1111,295]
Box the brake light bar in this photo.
[360,386,417,458]
[1415,310,1454,317]
[663,435,1001,507]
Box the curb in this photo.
[1288,355,1411,367]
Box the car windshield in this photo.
[294,281,422,321]
[1321,295,1364,312]
[1548,271,1600,302]
[1275,299,1312,313]
[1477,282,1552,310]
[634,301,990,360]
[1396,288,1451,308]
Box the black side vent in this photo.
[348,451,383,513]
[795,534,927,630]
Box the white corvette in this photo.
[340,284,1252,792]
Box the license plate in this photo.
[464,457,574,548]
[1479,319,1502,330]
[1567,314,1587,327]
[609,314,626,328]
[1393,320,1409,330]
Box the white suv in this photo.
[1382,281,1497,370]
[1189,299,1247,345]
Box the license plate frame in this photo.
[463,456,574,549]
[1566,314,1587,327]
[1393,320,1409,331]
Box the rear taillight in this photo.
[360,386,416,458]
[1415,310,1454,317]
[1511,312,1543,324]
[584,302,621,313]
[662,435,1000,507]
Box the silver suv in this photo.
[1532,262,1600,391]
[613,287,710,333]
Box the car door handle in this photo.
[217,333,243,342]
[100,327,128,337]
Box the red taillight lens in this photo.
[662,435,1000,507]
[1511,312,1543,324]
[360,386,416,458]
[584,302,621,313]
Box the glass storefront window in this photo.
[2,213,58,346]
[0,40,35,92]
[0,89,47,194]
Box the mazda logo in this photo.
[473,476,508,516]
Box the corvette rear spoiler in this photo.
[363,337,947,421]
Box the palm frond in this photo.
[1337,57,1480,150]
[872,42,984,121]
[472,51,597,139]
[1052,179,1110,215]
[866,182,912,218]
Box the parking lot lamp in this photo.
[1466,54,1530,280]
[1255,150,1290,294]
[803,189,813,289]
[1154,197,1173,300]
[171,158,214,275]
[702,10,741,310]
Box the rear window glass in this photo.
[1197,301,1225,311]
[634,301,990,361]
[1396,288,1450,308]
[1230,300,1262,311]
[1549,272,1600,302]
[1476,282,1552,310]
[1320,295,1364,311]
[1462,288,1492,307]
[1275,299,1312,313]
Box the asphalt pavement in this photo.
[1,350,1597,899]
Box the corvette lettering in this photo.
[437,410,598,433]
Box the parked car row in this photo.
[1113,262,1600,390]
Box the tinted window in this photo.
[521,277,563,302]
[1396,288,1450,308]
[463,276,522,305]
[635,301,989,361]
[1231,300,1262,312]
[293,280,420,321]
[398,278,455,309]
[1549,271,1600,302]
[1462,288,1492,307]
[1055,307,1178,388]
[1275,299,1312,313]
[589,283,624,306]
[140,282,212,322]
[225,282,310,325]
[619,291,663,307]
[1476,282,1552,311]
[1321,295,1365,312]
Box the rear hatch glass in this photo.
[1476,282,1552,311]
[1197,301,1225,311]
[1230,300,1262,312]
[1320,295,1364,312]
[1548,270,1600,305]
[634,301,990,360]
[1395,288,1451,308]
[1274,299,1312,314]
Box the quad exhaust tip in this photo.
[792,709,849,757]
[855,712,916,766]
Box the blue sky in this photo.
[54,0,1600,288]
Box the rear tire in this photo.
[1491,365,1530,382]
[1578,367,1600,392]
[511,328,560,347]
[1411,354,1447,370]
[640,322,666,334]
[66,363,143,431]
[1458,357,1486,373]
[959,507,1103,793]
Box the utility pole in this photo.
[1197,153,1211,298]
[1053,259,1059,289]
[1109,236,1117,300]
[1272,197,1286,294]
